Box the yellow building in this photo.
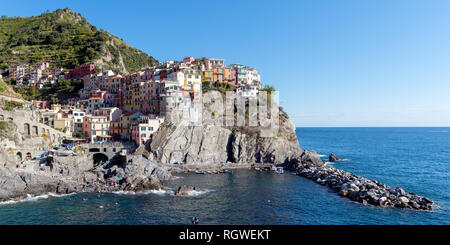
[202,70,213,83]
[54,117,75,137]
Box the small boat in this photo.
[225,169,233,174]
[195,171,206,175]
[275,166,284,174]
[255,168,261,171]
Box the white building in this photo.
[69,110,86,133]
[183,69,202,88]
[236,86,259,98]
[167,71,185,86]
[246,68,261,87]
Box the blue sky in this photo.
[2,0,450,126]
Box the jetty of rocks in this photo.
[296,164,434,210]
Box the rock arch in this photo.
[93,153,109,165]
[89,148,100,153]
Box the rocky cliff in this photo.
[148,105,305,168]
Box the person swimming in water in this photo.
[192,217,199,225]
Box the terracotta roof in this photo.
[88,97,104,100]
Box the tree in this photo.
[50,97,59,104]
[75,132,85,139]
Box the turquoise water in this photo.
[0,127,449,224]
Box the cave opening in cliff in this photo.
[110,154,127,167]
[93,153,109,165]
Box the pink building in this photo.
[82,115,110,143]
[65,63,103,79]
[131,117,164,145]
[32,100,51,110]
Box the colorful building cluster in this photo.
[31,57,262,145]
[7,62,65,88]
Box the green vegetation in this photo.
[214,81,235,94]
[0,78,21,98]
[202,81,235,93]
[202,81,211,90]
[74,132,85,139]
[0,120,16,140]
[13,78,83,102]
[0,8,158,73]
[259,84,276,105]
[1,99,24,111]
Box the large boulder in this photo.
[175,185,200,196]
[329,153,343,162]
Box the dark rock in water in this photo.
[175,185,198,196]
[329,153,343,162]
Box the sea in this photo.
[0,127,449,225]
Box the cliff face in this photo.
[148,101,307,167]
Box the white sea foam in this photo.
[48,192,76,198]
[182,189,214,197]
[143,189,174,196]
[317,154,327,157]
[0,192,75,205]
[112,189,174,196]
[112,190,136,195]
[172,176,183,179]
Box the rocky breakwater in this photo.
[295,162,434,210]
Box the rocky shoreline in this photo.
[0,154,171,203]
[294,160,434,210]
[0,153,436,211]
